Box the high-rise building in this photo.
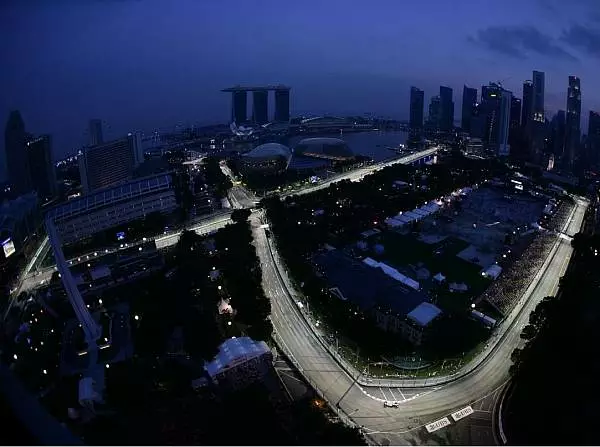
[532,71,545,124]
[461,86,477,133]
[428,96,441,128]
[509,97,521,134]
[551,111,566,160]
[498,90,512,157]
[4,110,32,195]
[409,87,425,129]
[252,90,269,125]
[79,133,142,193]
[588,110,600,166]
[26,135,56,201]
[565,76,582,169]
[439,86,454,131]
[89,119,104,147]
[274,90,290,122]
[481,82,503,145]
[232,91,247,123]
[498,90,512,156]
[521,81,533,130]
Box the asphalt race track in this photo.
[253,197,587,445]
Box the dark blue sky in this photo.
[2,0,600,174]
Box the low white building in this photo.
[204,337,273,392]
[401,302,443,346]
[481,264,503,280]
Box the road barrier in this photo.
[265,199,585,390]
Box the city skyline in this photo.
[1,0,600,172]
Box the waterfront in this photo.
[287,130,409,162]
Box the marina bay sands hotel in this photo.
[222,85,291,125]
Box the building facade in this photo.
[588,110,600,167]
[428,96,441,128]
[252,91,269,125]
[532,71,545,124]
[274,90,290,122]
[79,133,143,193]
[509,96,522,136]
[89,119,104,147]
[439,86,454,131]
[521,80,533,130]
[46,173,177,245]
[565,76,582,170]
[26,135,57,201]
[204,337,273,392]
[410,87,425,130]
[481,82,503,146]
[461,86,477,134]
[498,90,512,156]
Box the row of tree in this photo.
[505,227,600,445]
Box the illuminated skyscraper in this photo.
[532,71,545,123]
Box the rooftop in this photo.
[407,302,442,327]
[315,250,426,317]
[205,337,270,378]
[46,173,174,222]
[221,85,291,92]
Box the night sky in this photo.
[1,0,600,175]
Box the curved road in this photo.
[253,197,587,445]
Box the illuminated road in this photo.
[254,196,587,445]
[16,213,233,295]
[281,148,438,198]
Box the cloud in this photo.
[469,26,578,62]
[561,24,600,57]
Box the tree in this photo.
[231,208,251,223]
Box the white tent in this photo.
[481,264,502,280]
[433,272,446,283]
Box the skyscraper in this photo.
[552,111,566,160]
[409,87,425,130]
[232,91,247,123]
[461,86,477,133]
[532,71,545,124]
[439,86,454,131]
[79,133,141,193]
[252,90,269,125]
[26,135,56,201]
[565,76,582,169]
[274,90,290,122]
[428,96,441,128]
[4,110,32,195]
[521,80,533,130]
[481,82,503,145]
[588,110,600,166]
[89,119,104,147]
[498,90,512,156]
[509,97,521,133]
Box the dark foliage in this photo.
[505,227,600,445]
